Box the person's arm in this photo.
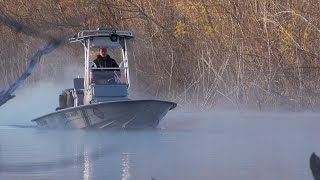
[112,59,119,67]
[93,59,99,67]
[111,59,120,71]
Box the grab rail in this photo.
[90,67,128,70]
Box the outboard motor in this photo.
[56,88,74,110]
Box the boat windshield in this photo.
[90,69,127,85]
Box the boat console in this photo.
[57,29,133,110]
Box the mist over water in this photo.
[1,65,320,179]
[0,61,82,126]
[0,82,62,126]
[1,106,320,179]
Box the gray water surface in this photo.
[0,111,319,180]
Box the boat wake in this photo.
[4,125,37,129]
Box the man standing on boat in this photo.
[93,47,119,71]
[92,47,121,84]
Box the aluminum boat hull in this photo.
[31,100,176,129]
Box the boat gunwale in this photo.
[31,99,176,122]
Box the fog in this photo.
[1,107,320,179]
[1,79,320,179]
[1,50,320,179]
[0,61,82,126]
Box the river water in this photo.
[0,110,319,180]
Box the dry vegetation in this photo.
[0,0,320,111]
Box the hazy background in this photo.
[1,0,320,111]
[0,2,320,179]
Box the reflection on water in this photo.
[121,153,130,180]
[83,150,91,180]
[0,111,320,180]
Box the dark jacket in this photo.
[93,55,119,70]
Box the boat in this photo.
[31,29,177,129]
